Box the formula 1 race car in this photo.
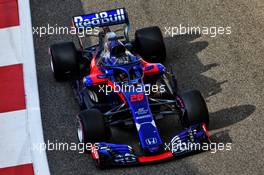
[49,8,210,168]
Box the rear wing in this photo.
[72,8,129,29]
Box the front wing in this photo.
[90,123,210,168]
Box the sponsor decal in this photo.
[73,8,127,28]
[136,114,151,120]
[135,107,148,115]
[145,137,158,145]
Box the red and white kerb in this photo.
[0,0,34,174]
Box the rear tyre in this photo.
[49,42,79,81]
[180,90,209,127]
[135,26,166,63]
[77,109,111,144]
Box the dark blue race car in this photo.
[49,8,211,168]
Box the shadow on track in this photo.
[210,104,256,130]
[164,34,224,98]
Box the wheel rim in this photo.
[88,90,98,102]
[50,57,54,73]
[77,119,84,143]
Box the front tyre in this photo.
[77,109,111,144]
[180,90,209,127]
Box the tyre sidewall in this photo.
[181,90,209,127]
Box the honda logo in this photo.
[145,137,157,145]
